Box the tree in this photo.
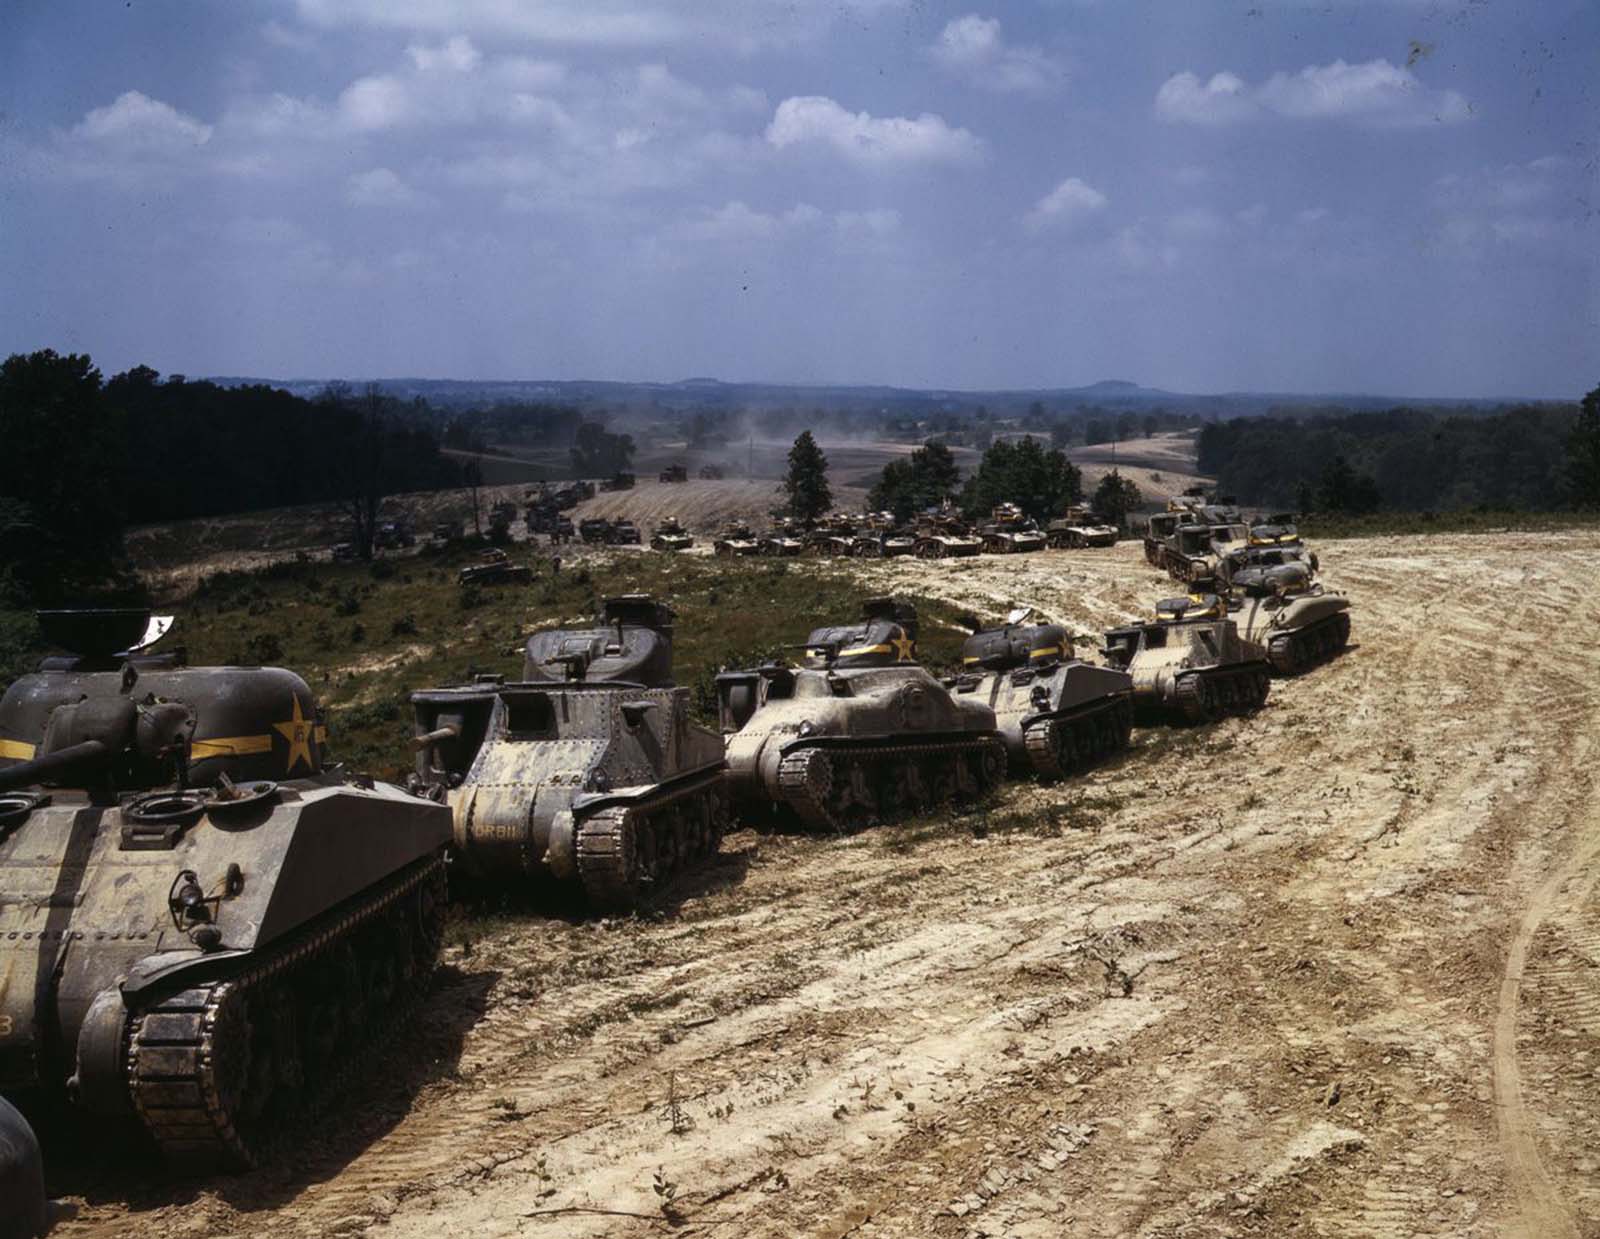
[1083,418,1112,446]
[0,349,127,598]
[1568,383,1600,508]
[1316,453,1381,515]
[326,384,393,560]
[570,421,635,476]
[868,440,962,521]
[1092,470,1144,529]
[959,435,1082,523]
[783,430,832,523]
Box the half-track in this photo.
[410,597,727,911]
[950,609,1133,778]
[1101,595,1271,724]
[0,609,450,1169]
[716,600,1004,831]
[651,518,694,552]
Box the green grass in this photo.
[163,545,975,781]
[1300,509,1600,539]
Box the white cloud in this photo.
[1156,59,1470,128]
[1110,224,1179,272]
[835,208,900,238]
[765,96,982,167]
[1024,177,1107,230]
[1427,156,1589,256]
[407,35,482,73]
[669,200,829,243]
[929,15,1063,94]
[345,167,430,208]
[1165,206,1226,240]
[73,91,213,149]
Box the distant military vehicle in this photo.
[951,609,1133,778]
[1046,506,1118,549]
[1142,510,1200,567]
[698,464,725,480]
[0,608,450,1168]
[579,517,613,544]
[600,472,636,492]
[714,523,760,557]
[659,464,689,483]
[432,519,465,542]
[651,517,694,552]
[607,518,642,545]
[330,542,358,563]
[1101,595,1271,724]
[1216,542,1319,592]
[488,501,519,539]
[1227,562,1351,675]
[979,503,1047,554]
[758,520,805,557]
[410,597,727,910]
[716,600,1004,830]
[852,513,916,558]
[1163,522,1251,587]
[803,515,857,557]
[373,520,416,550]
[459,548,532,586]
[913,511,982,559]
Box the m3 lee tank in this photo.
[410,596,727,911]
[0,609,450,1170]
[715,599,1004,830]
[1101,595,1271,724]
[951,609,1133,778]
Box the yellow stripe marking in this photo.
[840,643,893,658]
[190,735,274,760]
[0,739,35,761]
[1029,646,1061,659]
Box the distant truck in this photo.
[659,464,689,483]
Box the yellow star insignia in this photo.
[891,631,917,662]
[273,695,318,774]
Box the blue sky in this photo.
[1,1,1594,397]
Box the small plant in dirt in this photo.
[390,612,418,637]
[662,1071,692,1135]
[652,1166,681,1220]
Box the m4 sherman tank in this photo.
[1046,506,1119,549]
[651,518,694,552]
[979,503,1048,554]
[950,609,1133,779]
[912,511,982,559]
[714,522,760,557]
[1227,564,1351,675]
[410,597,727,911]
[1101,595,1271,724]
[715,600,1004,831]
[0,609,450,1169]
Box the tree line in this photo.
[1196,391,1600,514]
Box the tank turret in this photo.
[716,599,1004,831]
[0,610,450,1170]
[949,609,1132,778]
[411,596,727,910]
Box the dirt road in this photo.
[53,531,1600,1238]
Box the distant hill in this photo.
[204,374,1545,417]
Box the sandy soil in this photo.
[49,530,1600,1239]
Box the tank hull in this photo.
[955,662,1133,778]
[0,779,448,1168]
[1234,593,1352,675]
[720,665,1002,831]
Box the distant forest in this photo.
[1198,401,1593,514]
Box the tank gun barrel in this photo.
[411,725,459,752]
[0,738,112,792]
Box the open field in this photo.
[44,529,1600,1238]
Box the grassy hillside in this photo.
[173,544,976,780]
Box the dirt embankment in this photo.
[49,530,1600,1238]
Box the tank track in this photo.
[574,774,729,912]
[1021,698,1134,779]
[1172,665,1271,724]
[773,735,1005,832]
[1266,612,1352,675]
[126,854,447,1170]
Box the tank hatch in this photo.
[1154,594,1226,623]
[961,620,1070,671]
[803,599,919,669]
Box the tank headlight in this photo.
[799,719,815,737]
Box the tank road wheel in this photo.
[576,805,643,911]
[1024,719,1066,780]
[778,748,837,831]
